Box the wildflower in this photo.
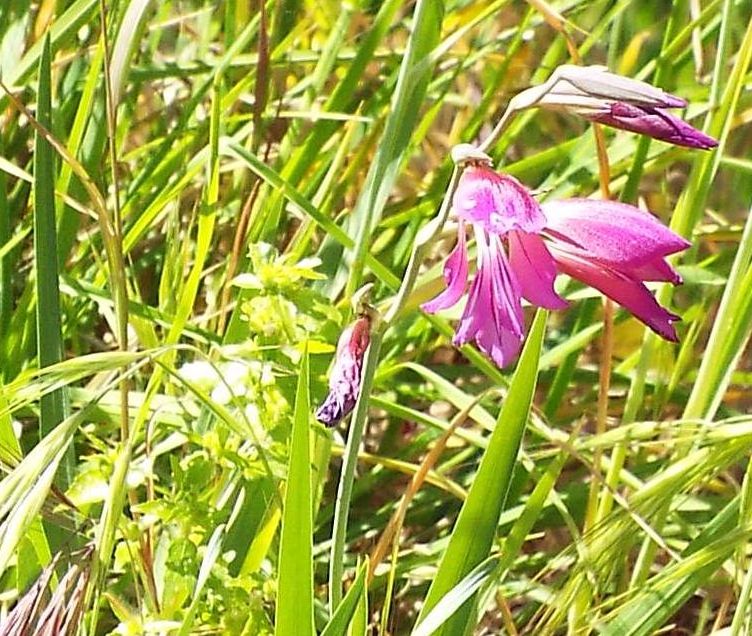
[423,146,690,368]
[316,315,371,426]
[514,64,717,149]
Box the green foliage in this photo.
[0,1,751,635]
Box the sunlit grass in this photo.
[0,0,751,634]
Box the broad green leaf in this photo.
[416,310,547,635]
[275,348,314,636]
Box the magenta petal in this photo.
[453,166,547,235]
[586,102,718,149]
[542,199,690,274]
[508,230,567,310]
[422,224,469,314]
[551,248,680,341]
[454,230,524,367]
[631,258,682,284]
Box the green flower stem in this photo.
[328,330,384,612]
[328,167,459,612]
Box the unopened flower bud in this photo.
[315,316,371,427]
[509,64,717,150]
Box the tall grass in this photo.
[0,0,751,634]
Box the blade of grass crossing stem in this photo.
[327,0,444,298]
[413,556,500,636]
[321,559,368,636]
[224,141,400,290]
[56,39,104,267]
[275,349,314,636]
[34,35,73,492]
[130,78,222,437]
[4,0,98,91]
[268,0,401,198]
[415,310,547,635]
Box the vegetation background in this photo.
[1,0,752,634]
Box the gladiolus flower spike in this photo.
[316,315,371,426]
[423,146,691,369]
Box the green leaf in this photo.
[321,559,368,636]
[275,348,314,636]
[601,527,752,636]
[412,556,499,636]
[416,310,548,635]
[33,34,71,490]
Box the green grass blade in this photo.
[275,348,314,636]
[321,559,368,636]
[350,572,369,636]
[412,556,499,636]
[178,523,227,636]
[4,0,98,90]
[224,140,400,290]
[0,407,83,579]
[33,35,70,482]
[109,0,153,108]
[338,0,445,298]
[601,528,752,636]
[416,310,548,635]
[0,153,9,340]
[683,202,752,419]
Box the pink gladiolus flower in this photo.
[316,316,371,426]
[423,153,691,368]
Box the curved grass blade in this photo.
[415,310,547,635]
[275,348,314,636]
[321,559,368,636]
[0,407,85,579]
[600,526,752,636]
[412,556,499,636]
[109,0,153,108]
[333,0,445,298]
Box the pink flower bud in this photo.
[315,316,371,426]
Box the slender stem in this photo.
[477,108,516,154]
[328,330,384,612]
